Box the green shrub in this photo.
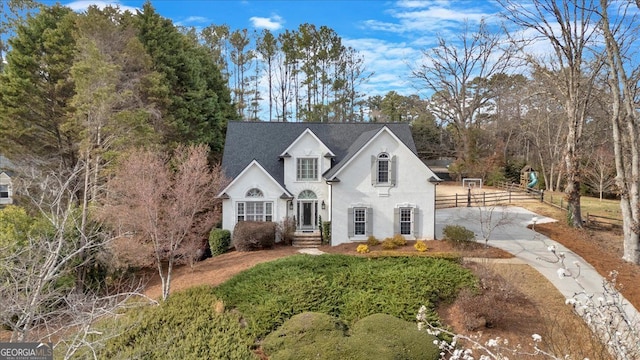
[233,221,276,251]
[366,235,379,246]
[262,312,347,356]
[321,221,331,244]
[380,238,397,250]
[263,312,439,360]
[98,287,255,359]
[392,233,406,246]
[209,228,231,256]
[214,255,476,339]
[442,224,476,249]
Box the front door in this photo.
[298,201,316,230]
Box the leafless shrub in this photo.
[233,221,276,251]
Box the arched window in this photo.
[246,188,264,198]
[371,153,396,186]
[377,153,390,183]
[298,190,317,199]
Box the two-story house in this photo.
[218,122,441,246]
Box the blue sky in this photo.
[39,0,503,99]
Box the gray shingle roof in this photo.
[221,122,417,188]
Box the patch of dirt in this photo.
[438,262,612,359]
[143,245,299,300]
[519,201,640,312]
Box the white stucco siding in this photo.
[330,131,437,245]
[221,164,289,236]
[282,131,331,227]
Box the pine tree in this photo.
[134,2,236,155]
[0,5,77,168]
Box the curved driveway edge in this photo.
[436,206,640,336]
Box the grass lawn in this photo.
[543,190,621,222]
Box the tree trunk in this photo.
[600,0,640,263]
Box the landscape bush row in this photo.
[94,254,476,359]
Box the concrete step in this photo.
[292,236,322,247]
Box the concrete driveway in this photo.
[436,206,639,335]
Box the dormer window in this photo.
[297,158,318,181]
[371,153,396,186]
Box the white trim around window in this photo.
[237,201,273,222]
[371,153,396,187]
[296,157,319,181]
[347,206,373,238]
[394,205,418,237]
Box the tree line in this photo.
[0,0,639,354]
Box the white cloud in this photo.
[182,16,209,24]
[65,0,138,13]
[250,15,284,31]
[344,37,421,97]
[362,0,498,36]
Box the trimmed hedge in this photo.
[263,312,440,360]
[233,221,276,251]
[209,228,231,256]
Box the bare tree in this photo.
[597,0,640,263]
[103,145,227,301]
[500,0,603,228]
[583,145,616,201]
[0,159,153,352]
[412,20,516,174]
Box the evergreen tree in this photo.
[134,2,236,155]
[0,5,77,168]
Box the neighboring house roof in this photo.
[221,122,418,188]
[0,155,14,177]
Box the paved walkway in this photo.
[437,206,640,340]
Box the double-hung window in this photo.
[354,208,366,236]
[394,206,416,236]
[0,184,8,199]
[348,207,372,237]
[297,158,318,181]
[400,208,412,235]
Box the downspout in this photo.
[429,176,443,240]
[325,179,337,245]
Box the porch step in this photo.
[292,239,322,248]
[292,231,322,248]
